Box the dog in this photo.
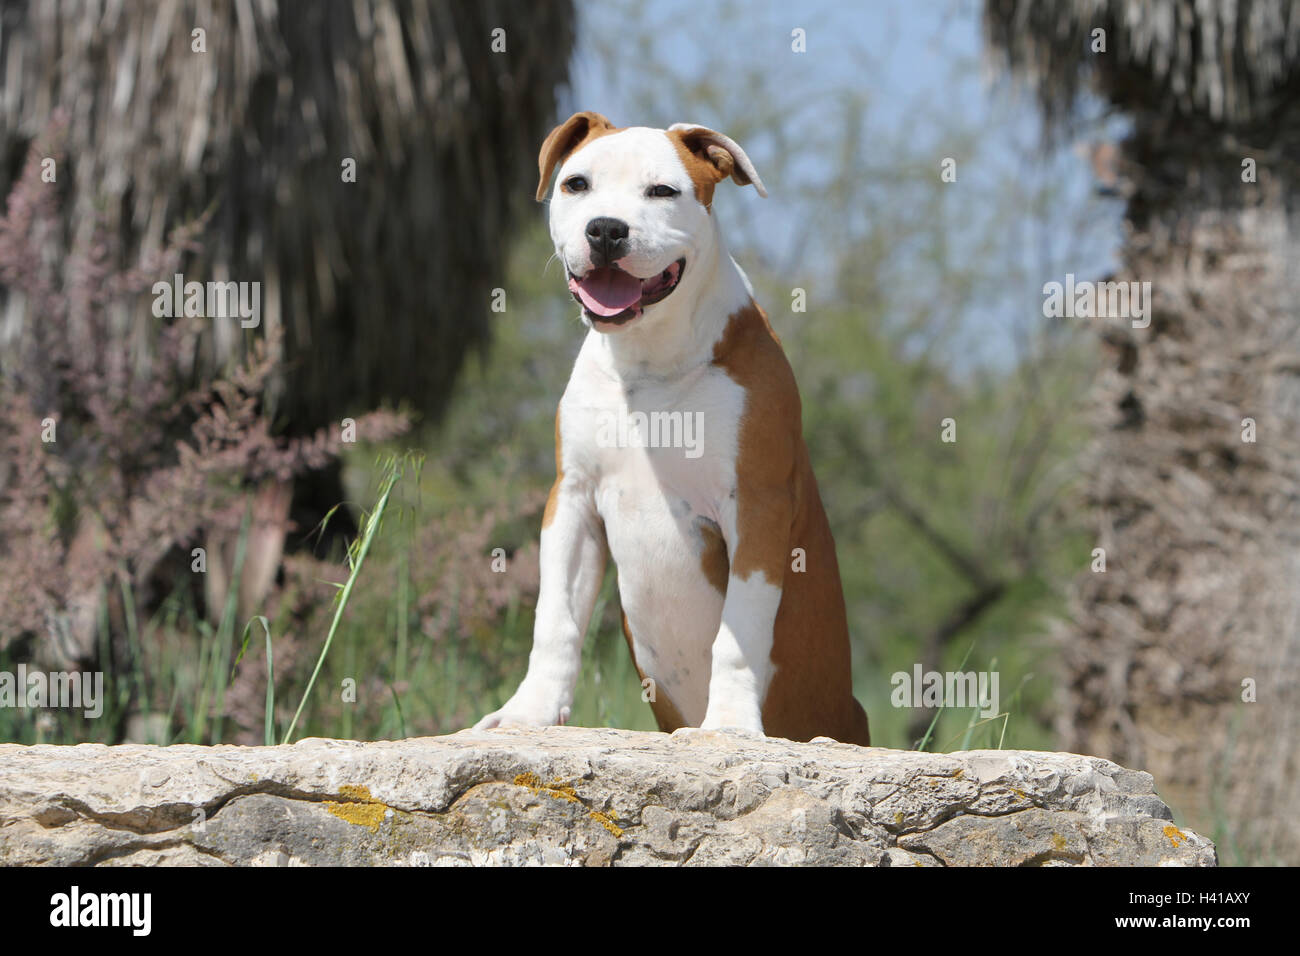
[475,112,870,745]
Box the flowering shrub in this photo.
[0,116,407,667]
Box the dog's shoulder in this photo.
[710,299,802,434]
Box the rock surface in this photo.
[0,727,1216,866]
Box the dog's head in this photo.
[537,112,766,332]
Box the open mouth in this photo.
[567,258,686,326]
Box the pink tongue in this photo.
[570,267,642,317]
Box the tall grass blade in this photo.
[281,456,407,744]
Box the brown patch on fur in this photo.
[541,404,562,529]
[665,126,760,210]
[697,518,730,595]
[709,304,796,586]
[665,129,727,209]
[536,111,621,201]
[710,302,871,746]
[621,611,689,733]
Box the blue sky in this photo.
[560,0,1125,371]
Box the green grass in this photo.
[282,453,413,743]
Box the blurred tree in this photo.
[984,0,1300,864]
[0,0,575,635]
[0,0,574,429]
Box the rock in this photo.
[0,727,1216,866]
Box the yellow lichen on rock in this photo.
[325,784,389,832]
[515,772,622,836]
[513,772,580,804]
[590,809,623,837]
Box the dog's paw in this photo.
[473,704,571,731]
[699,706,765,737]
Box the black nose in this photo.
[585,217,630,265]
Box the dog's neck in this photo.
[591,215,753,385]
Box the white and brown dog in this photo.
[475,112,870,745]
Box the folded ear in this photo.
[536,111,617,201]
[666,123,768,204]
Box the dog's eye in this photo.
[563,176,589,193]
[648,184,679,198]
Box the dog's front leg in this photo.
[699,488,791,735]
[474,475,606,729]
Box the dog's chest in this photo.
[561,359,746,720]
[565,358,742,525]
